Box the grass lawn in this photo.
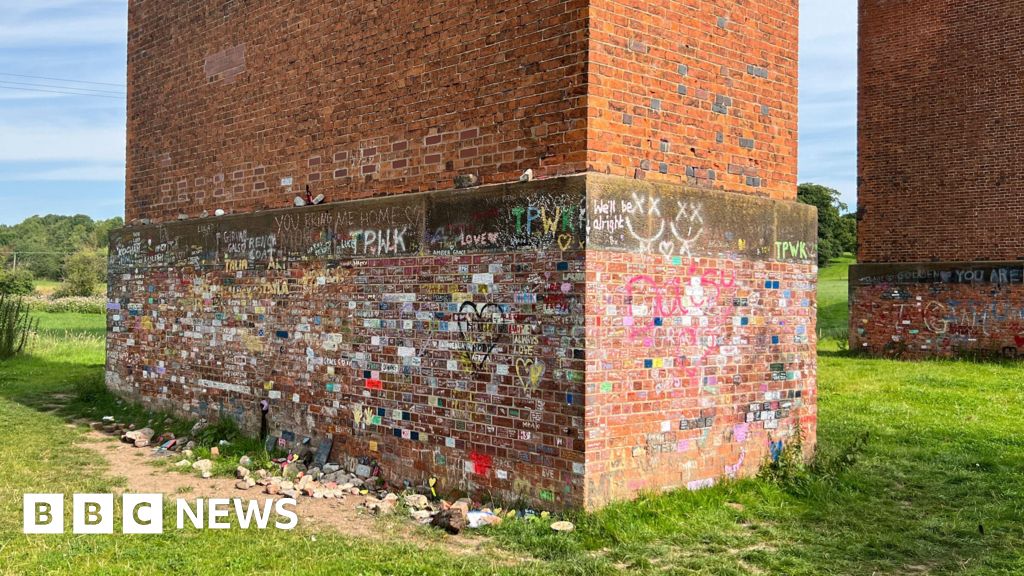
[817,254,853,338]
[33,311,107,339]
[31,280,106,297]
[1,260,1022,575]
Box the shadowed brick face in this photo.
[116,1,814,508]
[852,1,1024,359]
[126,0,589,222]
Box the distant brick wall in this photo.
[850,262,1024,359]
[126,0,798,223]
[859,0,1024,263]
[107,174,817,509]
[854,2,1024,358]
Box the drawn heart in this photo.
[1014,334,1024,348]
[658,240,676,256]
[457,301,506,370]
[515,358,547,391]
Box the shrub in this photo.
[0,294,38,359]
[0,269,35,296]
[23,295,105,314]
[58,248,105,297]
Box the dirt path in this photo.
[72,424,503,558]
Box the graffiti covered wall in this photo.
[107,174,817,508]
[583,176,817,505]
[850,262,1024,359]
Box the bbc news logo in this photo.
[24,494,298,534]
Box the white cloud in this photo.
[0,121,124,163]
[0,1,126,47]
[0,16,126,47]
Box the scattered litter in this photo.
[467,511,502,528]
[551,521,575,533]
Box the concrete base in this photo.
[106,173,817,509]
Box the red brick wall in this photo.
[586,0,799,200]
[584,252,816,505]
[109,179,590,508]
[850,263,1024,358]
[859,0,1024,263]
[126,0,589,222]
[107,175,818,508]
[126,0,799,224]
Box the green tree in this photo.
[798,183,852,266]
[58,248,105,297]
[0,214,121,280]
[93,217,124,247]
[838,213,857,255]
[0,269,35,296]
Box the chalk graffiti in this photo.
[514,358,547,392]
[456,301,509,370]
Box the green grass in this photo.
[31,279,61,296]
[818,254,853,339]
[32,279,106,297]
[1,264,1023,575]
[33,311,106,338]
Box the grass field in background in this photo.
[818,254,853,338]
[32,279,107,298]
[1,259,1022,575]
[33,311,107,338]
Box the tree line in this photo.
[0,214,123,296]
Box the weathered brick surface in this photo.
[126,0,590,222]
[126,0,798,224]
[850,263,1024,359]
[110,178,590,507]
[108,175,816,508]
[854,2,1024,357]
[587,0,798,200]
[119,1,812,507]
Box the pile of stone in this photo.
[247,463,366,500]
[91,417,575,536]
[93,417,195,454]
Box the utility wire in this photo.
[0,79,124,95]
[0,83,124,100]
[0,72,125,88]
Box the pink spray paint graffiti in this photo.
[624,265,737,381]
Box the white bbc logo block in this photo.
[23,494,64,534]
[73,494,114,534]
[123,494,164,534]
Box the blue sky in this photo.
[0,1,858,225]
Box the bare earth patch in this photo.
[75,426,505,559]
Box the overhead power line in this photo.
[0,83,125,100]
[0,72,125,88]
[0,79,124,95]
